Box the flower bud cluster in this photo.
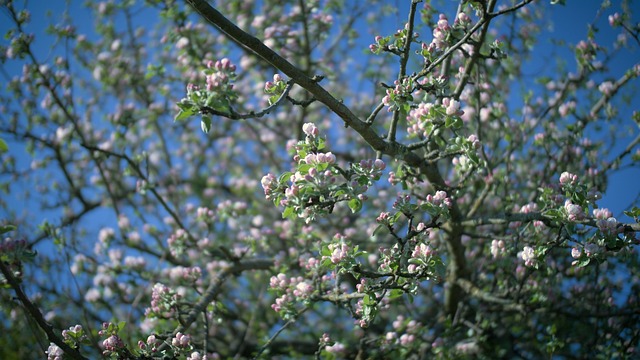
[575,40,599,68]
[369,23,417,55]
[204,58,236,93]
[425,190,453,210]
[264,73,284,92]
[407,102,434,138]
[382,316,423,348]
[571,242,601,266]
[167,228,188,257]
[177,58,240,130]
[260,173,278,201]
[98,322,126,357]
[454,12,472,29]
[0,237,30,259]
[407,98,464,138]
[270,273,314,316]
[325,241,350,265]
[382,77,414,112]
[102,335,125,354]
[172,332,192,348]
[46,343,63,360]
[62,324,87,348]
[518,246,536,267]
[564,200,585,221]
[407,243,436,274]
[138,334,161,353]
[146,283,180,318]
[302,122,319,137]
[264,73,286,105]
[443,97,463,117]
[431,14,451,50]
[348,159,386,199]
[559,171,578,186]
[608,12,621,27]
[490,239,506,258]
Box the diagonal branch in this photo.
[0,260,88,360]
[183,0,468,315]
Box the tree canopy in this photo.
[1,0,640,359]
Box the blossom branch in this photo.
[387,0,420,142]
[157,258,273,353]
[200,81,295,120]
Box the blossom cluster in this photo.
[382,77,414,112]
[269,272,315,318]
[175,58,240,132]
[62,324,87,348]
[204,58,236,93]
[145,283,181,319]
[406,98,464,139]
[519,246,536,267]
[97,322,127,357]
[369,23,418,55]
[264,73,286,105]
[407,243,437,274]
[262,123,386,222]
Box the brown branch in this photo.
[0,261,88,360]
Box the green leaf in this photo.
[388,289,404,300]
[0,138,8,153]
[624,206,640,220]
[372,224,386,237]
[297,164,312,174]
[278,172,292,183]
[282,206,294,219]
[175,107,196,122]
[348,198,362,213]
[577,257,591,268]
[363,294,374,305]
[200,116,212,134]
[0,224,16,235]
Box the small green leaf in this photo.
[0,138,8,153]
[348,198,362,213]
[372,224,386,237]
[175,108,195,122]
[0,224,16,235]
[278,172,292,183]
[363,294,374,305]
[282,206,294,219]
[624,206,640,219]
[577,257,591,268]
[200,116,212,134]
[388,289,404,300]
